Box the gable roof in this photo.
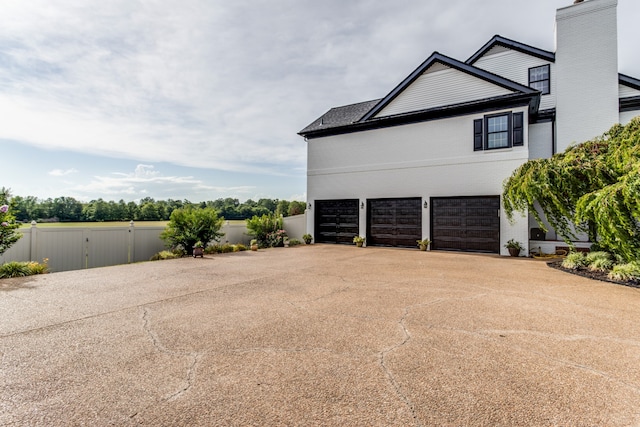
[359,51,539,122]
[466,35,555,65]
[299,52,540,139]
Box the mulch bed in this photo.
[547,261,640,289]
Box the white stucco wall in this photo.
[306,108,531,255]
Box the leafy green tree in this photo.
[0,188,23,256]
[51,197,83,221]
[126,201,139,221]
[138,202,161,220]
[275,200,290,217]
[288,201,306,216]
[503,117,640,261]
[11,196,28,222]
[257,198,278,212]
[160,207,225,255]
[82,199,110,221]
[111,200,128,221]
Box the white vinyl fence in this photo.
[0,213,308,273]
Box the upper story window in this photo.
[474,112,524,151]
[529,64,550,95]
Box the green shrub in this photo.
[266,229,287,247]
[26,260,49,275]
[234,243,248,251]
[204,245,219,254]
[246,214,283,247]
[562,252,587,270]
[220,243,235,253]
[0,261,32,278]
[150,250,181,261]
[288,239,302,246]
[160,207,224,255]
[585,251,614,272]
[608,262,640,282]
[206,243,237,254]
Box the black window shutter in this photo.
[473,119,483,151]
[512,112,524,146]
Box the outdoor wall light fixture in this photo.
[360,202,365,209]
[424,201,428,209]
[308,203,312,210]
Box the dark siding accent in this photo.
[367,198,422,248]
[619,74,640,92]
[431,196,500,253]
[620,96,640,113]
[314,200,359,245]
[473,119,484,151]
[532,108,556,123]
[512,112,524,146]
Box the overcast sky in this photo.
[1,0,638,203]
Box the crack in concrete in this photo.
[141,308,200,402]
[376,295,491,427]
[379,306,422,427]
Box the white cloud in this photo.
[49,168,78,176]
[66,164,255,201]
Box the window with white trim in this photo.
[473,111,524,151]
[529,65,550,95]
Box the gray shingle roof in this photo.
[298,99,381,135]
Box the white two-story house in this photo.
[299,0,640,255]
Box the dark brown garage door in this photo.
[315,199,359,245]
[367,198,422,248]
[431,196,500,253]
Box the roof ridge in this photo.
[466,34,555,65]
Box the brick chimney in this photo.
[555,0,619,151]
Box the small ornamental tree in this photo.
[160,207,224,255]
[503,117,640,262]
[0,187,23,256]
[245,213,283,247]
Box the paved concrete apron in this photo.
[2,245,640,426]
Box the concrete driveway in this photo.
[2,245,640,426]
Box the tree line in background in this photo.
[8,195,307,223]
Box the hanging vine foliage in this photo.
[503,117,640,261]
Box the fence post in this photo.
[29,220,37,261]
[128,220,135,263]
